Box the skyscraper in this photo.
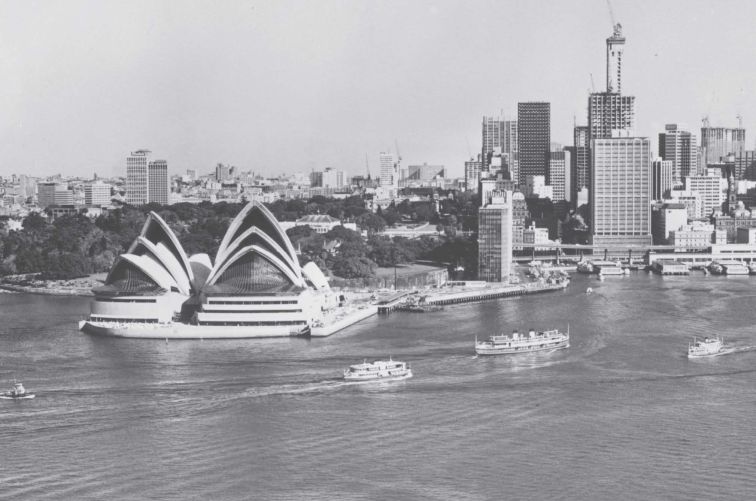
[700,126,746,165]
[478,190,513,282]
[652,158,673,201]
[659,124,698,184]
[37,182,58,208]
[148,160,169,205]
[215,163,231,182]
[517,102,550,187]
[570,125,590,205]
[465,156,482,192]
[378,151,398,189]
[548,148,569,202]
[126,150,150,205]
[590,137,652,246]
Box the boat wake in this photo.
[239,377,410,399]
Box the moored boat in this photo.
[475,327,570,355]
[343,359,412,381]
[1,380,35,400]
[688,336,724,358]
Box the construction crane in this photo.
[589,73,596,93]
[737,114,743,129]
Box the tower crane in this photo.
[737,114,743,129]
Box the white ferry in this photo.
[688,336,724,358]
[475,327,569,355]
[343,359,412,381]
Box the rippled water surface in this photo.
[2,274,756,500]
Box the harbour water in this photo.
[2,273,756,500]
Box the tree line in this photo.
[0,198,479,281]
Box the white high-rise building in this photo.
[590,137,652,247]
[684,175,722,217]
[126,150,150,205]
[379,152,398,189]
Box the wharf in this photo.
[421,280,568,306]
[311,305,378,337]
[375,291,415,313]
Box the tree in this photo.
[22,212,47,232]
[355,213,386,233]
[331,256,376,278]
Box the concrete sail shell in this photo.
[131,212,195,288]
[131,237,191,295]
[215,202,301,280]
[209,227,298,286]
[105,254,178,293]
[206,244,305,290]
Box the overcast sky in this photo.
[2,0,756,180]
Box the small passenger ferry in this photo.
[343,359,412,381]
[475,327,569,356]
[1,380,35,400]
[688,336,724,358]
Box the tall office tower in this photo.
[588,93,635,140]
[481,116,502,172]
[502,120,518,181]
[658,124,698,185]
[478,189,513,282]
[378,151,398,188]
[652,158,673,201]
[148,160,169,205]
[570,125,590,204]
[517,102,550,187]
[465,155,482,192]
[590,137,652,246]
[37,182,57,208]
[684,175,723,217]
[85,181,111,206]
[126,150,150,205]
[215,163,231,182]
[548,148,569,202]
[734,150,756,180]
[700,126,746,164]
[606,23,625,93]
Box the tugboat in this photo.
[1,380,35,400]
[343,358,412,381]
[688,337,724,358]
[475,327,570,355]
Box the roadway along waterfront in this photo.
[2,273,756,499]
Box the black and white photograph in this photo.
[2,0,756,499]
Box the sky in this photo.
[2,0,756,180]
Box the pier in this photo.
[421,281,568,306]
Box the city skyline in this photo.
[3,0,756,179]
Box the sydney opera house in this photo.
[79,201,342,338]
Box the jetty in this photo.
[419,280,568,307]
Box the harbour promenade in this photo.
[421,280,568,306]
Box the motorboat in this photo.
[688,336,724,358]
[343,359,412,381]
[1,380,35,400]
[475,327,569,355]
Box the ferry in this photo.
[475,327,570,355]
[1,380,35,400]
[749,263,756,275]
[343,359,412,381]
[688,336,724,358]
